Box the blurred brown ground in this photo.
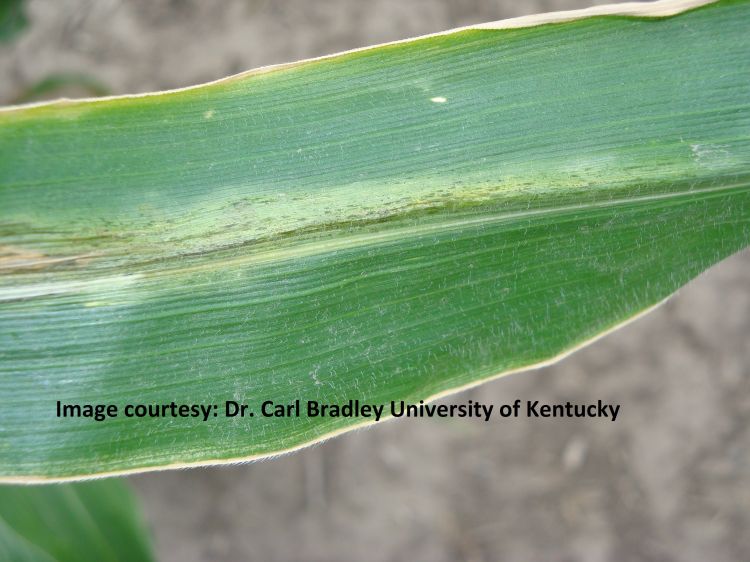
[2,1,748,560]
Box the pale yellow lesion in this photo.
[0,245,96,272]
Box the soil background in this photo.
[2,1,749,561]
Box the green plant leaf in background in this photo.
[0,480,154,561]
[0,0,749,481]
[0,0,27,44]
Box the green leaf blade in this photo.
[1,0,749,480]
[0,480,155,561]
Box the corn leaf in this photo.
[1,0,749,481]
[0,480,154,561]
[0,0,27,44]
